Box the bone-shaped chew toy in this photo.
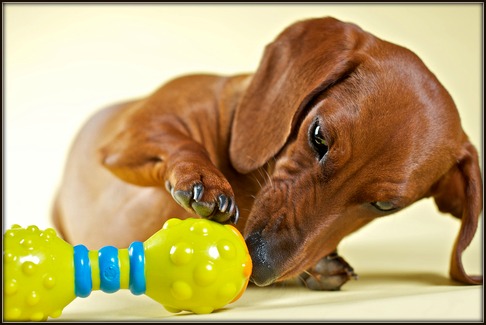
[3,218,252,321]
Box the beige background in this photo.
[4,3,483,321]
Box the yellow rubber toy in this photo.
[3,218,252,321]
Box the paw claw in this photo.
[218,194,229,212]
[231,206,240,224]
[211,195,239,223]
[193,183,204,201]
[226,198,235,215]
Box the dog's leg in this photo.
[102,118,239,224]
[298,251,357,291]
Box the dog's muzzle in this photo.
[245,232,279,286]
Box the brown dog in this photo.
[53,17,482,290]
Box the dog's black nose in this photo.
[245,232,278,286]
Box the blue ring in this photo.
[128,242,146,295]
[73,245,92,298]
[98,246,120,293]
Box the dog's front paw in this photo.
[165,162,239,223]
[298,251,357,291]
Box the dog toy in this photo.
[3,218,252,321]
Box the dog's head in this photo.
[229,17,482,287]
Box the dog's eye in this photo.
[310,123,329,159]
[371,201,396,212]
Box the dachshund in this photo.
[53,16,482,290]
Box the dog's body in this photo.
[53,17,482,290]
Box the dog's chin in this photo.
[251,275,278,287]
[249,259,304,287]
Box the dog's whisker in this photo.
[298,274,311,290]
[302,269,312,277]
[265,167,274,189]
[251,173,265,191]
[303,269,320,281]
[297,269,324,290]
[255,176,264,190]
[255,167,267,188]
[244,194,257,202]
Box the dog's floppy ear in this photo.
[229,17,364,174]
[432,140,483,285]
